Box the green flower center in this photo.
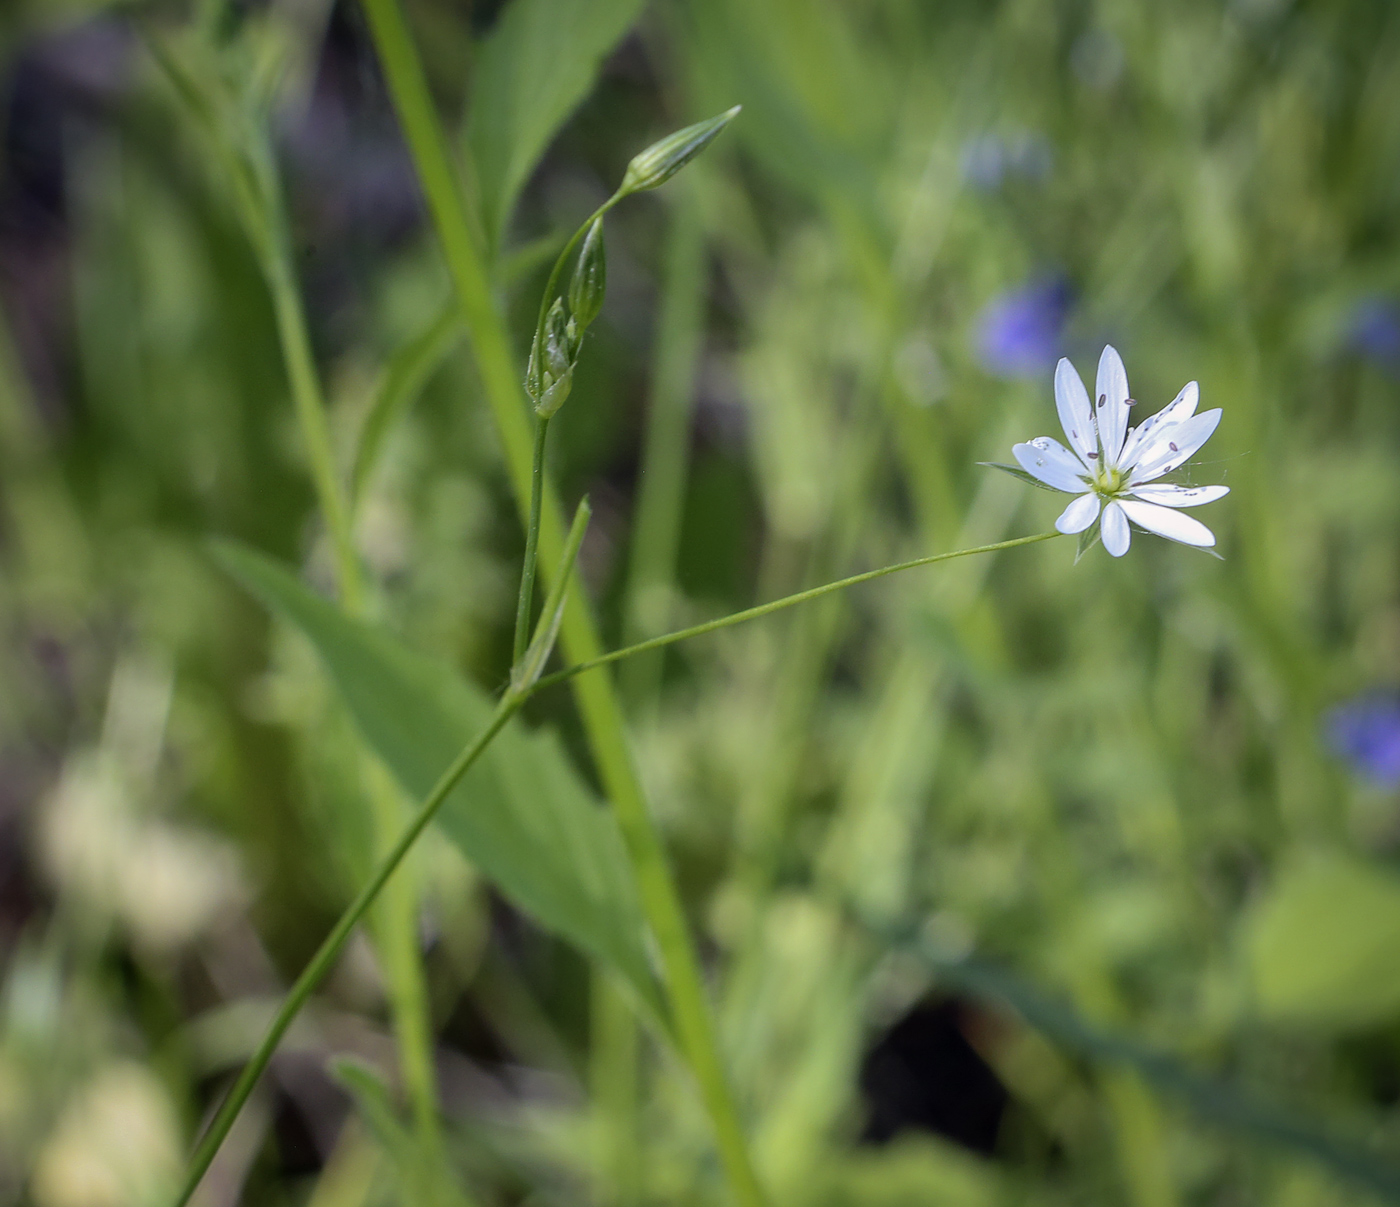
[1091,464,1128,497]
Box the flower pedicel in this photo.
[1009,345,1228,556]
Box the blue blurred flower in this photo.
[961,132,1052,191]
[1350,298,1400,373]
[1325,695,1400,788]
[975,277,1072,378]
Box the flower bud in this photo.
[545,299,573,376]
[619,105,740,196]
[568,218,607,331]
[535,298,575,418]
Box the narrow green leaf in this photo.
[351,305,462,506]
[467,0,648,249]
[513,498,590,693]
[212,541,666,1024]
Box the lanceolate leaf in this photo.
[213,541,665,1022]
[466,0,647,249]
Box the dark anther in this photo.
[1169,441,1179,452]
[1087,451,1098,459]
[1097,394,1106,408]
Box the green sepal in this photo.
[1074,520,1102,564]
[977,461,1064,493]
[532,298,576,418]
[568,216,607,331]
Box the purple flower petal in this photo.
[1325,695,1400,789]
[975,278,1073,379]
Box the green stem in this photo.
[263,251,363,611]
[172,694,522,1207]
[591,971,642,1207]
[355,5,771,1205]
[362,761,441,1155]
[531,198,620,365]
[513,415,551,664]
[173,526,1060,1205]
[257,165,446,1184]
[536,531,1062,693]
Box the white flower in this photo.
[1010,345,1228,557]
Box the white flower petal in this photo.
[1129,408,1223,483]
[1101,500,1131,556]
[1096,345,1130,466]
[1055,493,1101,534]
[1118,499,1216,547]
[1129,483,1229,508]
[1013,438,1092,493]
[1119,381,1198,468]
[1054,358,1097,468]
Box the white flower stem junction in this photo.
[1012,345,1228,557]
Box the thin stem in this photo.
[174,502,588,1207]
[513,415,551,664]
[263,251,363,611]
[592,971,642,1207]
[536,531,1063,692]
[173,527,1058,1206]
[172,694,522,1207]
[253,154,447,1186]
[531,197,620,365]
[362,761,441,1156]
[356,5,768,1202]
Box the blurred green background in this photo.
[4,0,1400,1204]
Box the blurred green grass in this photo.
[4,1,1400,1204]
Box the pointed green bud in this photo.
[568,217,607,332]
[619,105,741,196]
[544,298,572,377]
[535,298,574,418]
[526,334,544,401]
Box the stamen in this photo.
[1169,441,1178,452]
[1097,393,1105,408]
[1087,451,1098,459]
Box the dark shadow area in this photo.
[860,998,1009,1156]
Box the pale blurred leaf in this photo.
[1246,854,1400,1031]
[466,0,647,248]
